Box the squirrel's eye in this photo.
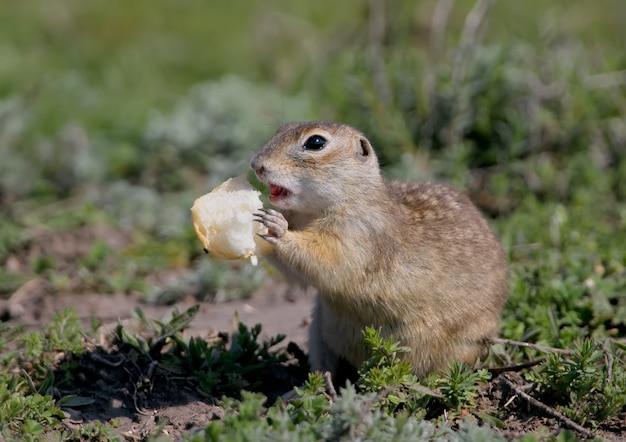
[303,135,326,150]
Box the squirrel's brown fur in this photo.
[250,121,508,381]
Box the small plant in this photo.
[115,305,199,360]
[357,326,425,413]
[0,376,64,437]
[434,362,491,411]
[527,339,626,427]
[287,372,332,425]
[10,308,86,390]
[0,309,93,439]
[187,321,291,396]
[358,326,417,389]
[201,391,270,442]
[61,419,124,442]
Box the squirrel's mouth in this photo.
[268,184,290,204]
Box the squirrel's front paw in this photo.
[254,208,288,244]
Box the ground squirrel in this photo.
[251,121,508,383]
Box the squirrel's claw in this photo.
[257,233,280,245]
[254,208,288,241]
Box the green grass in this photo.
[0,0,625,439]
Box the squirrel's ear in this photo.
[356,137,374,163]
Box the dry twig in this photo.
[499,375,599,440]
[429,0,455,60]
[323,371,338,401]
[490,337,573,355]
[453,0,493,84]
[459,0,493,48]
[487,359,543,375]
[598,340,614,387]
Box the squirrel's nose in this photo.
[250,156,265,175]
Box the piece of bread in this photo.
[191,176,273,265]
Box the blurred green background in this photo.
[1,0,625,345]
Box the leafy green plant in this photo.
[499,198,626,355]
[114,305,301,398]
[0,376,64,437]
[434,362,491,411]
[187,322,291,397]
[114,305,199,360]
[0,308,100,441]
[12,308,86,389]
[357,326,425,413]
[357,327,491,416]
[61,419,124,442]
[0,323,23,359]
[286,372,332,425]
[527,339,626,427]
[358,327,417,390]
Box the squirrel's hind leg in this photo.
[308,296,359,389]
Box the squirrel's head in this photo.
[250,122,382,213]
